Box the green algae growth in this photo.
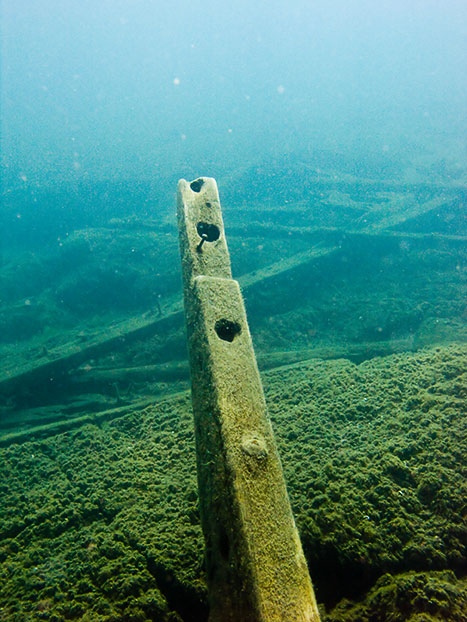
[0,344,466,620]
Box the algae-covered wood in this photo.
[178,177,321,621]
[1,171,465,438]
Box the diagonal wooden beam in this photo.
[0,193,456,398]
[178,177,321,621]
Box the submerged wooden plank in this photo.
[0,192,456,399]
[362,196,450,233]
[0,398,155,447]
[178,176,321,621]
[0,309,183,394]
[239,243,337,289]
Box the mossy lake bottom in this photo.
[0,343,466,621]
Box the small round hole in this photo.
[215,319,241,342]
[197,222,220,242]
[190,179,204,192]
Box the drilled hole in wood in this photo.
[196,222,220,252]
[190,179,204,192]
[196,222,220,242]
[215,319,241,342]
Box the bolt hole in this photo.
[190,179,204,192]
[215,319,241,342]
[196,222,220,242]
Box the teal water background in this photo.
[1,3,467,620]
[1,0,466,430]
[2,1,466,231]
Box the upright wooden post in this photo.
[177,177,321,622]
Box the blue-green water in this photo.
[2,0,466,245]
[2,1,466,188]
[0,2,466,620]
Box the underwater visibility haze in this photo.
[0,1,466,620]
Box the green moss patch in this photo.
[325,571,467,622]
[1,344,466,620]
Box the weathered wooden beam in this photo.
[0,310,183,395]
[0,397,156,447]
[362,195,450,233]
[178,177,320,621]
[227,223,467,244]
[69,361,189,385]
[1,190,458,400]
